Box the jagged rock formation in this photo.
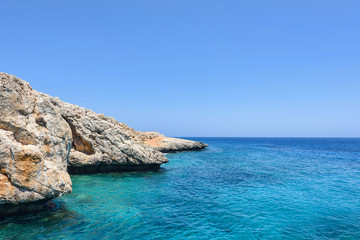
[47,97,168,174]
[0,72,207,215]
[119,129,208,153]
[143,132,208,153]
[0,74,72,214]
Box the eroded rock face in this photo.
[141,132,208,153]
[114,125,208,153]
[0,72,206,214]
[1,73,169,175]
[47,97,168,173]
[0,73,72,207]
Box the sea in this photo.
[1,138,360,239]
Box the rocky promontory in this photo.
[122,130,208,153]
[0,73,207,215]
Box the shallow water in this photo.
[1,138,360,239]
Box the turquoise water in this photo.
[1,138,360,239]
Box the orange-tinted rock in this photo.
[0,73,72,208]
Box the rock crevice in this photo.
[62,117,95,155]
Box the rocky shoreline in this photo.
[0,73,207,216]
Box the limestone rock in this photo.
[0,73,72,207]
[0,72,206,215]
[0,73,169,212]
[47,97,168,173]
[142,133,208,153]
[115,125,208,153]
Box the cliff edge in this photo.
[0,73,207,215]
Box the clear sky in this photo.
[1,1,359,137]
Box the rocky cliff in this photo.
[48,97,168,174]
[0,74,72,215]
[0,73,207,215]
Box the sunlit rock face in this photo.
[0,73,168,213]
[116,127,208,153]
[48,97,169,173]
[0,73,206,215]
[0,73,72,207]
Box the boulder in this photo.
[0,73,72,214]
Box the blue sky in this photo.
[1,0,359,137]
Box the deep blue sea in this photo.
[1,138,360,239]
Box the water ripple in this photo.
[1,138,360,239]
